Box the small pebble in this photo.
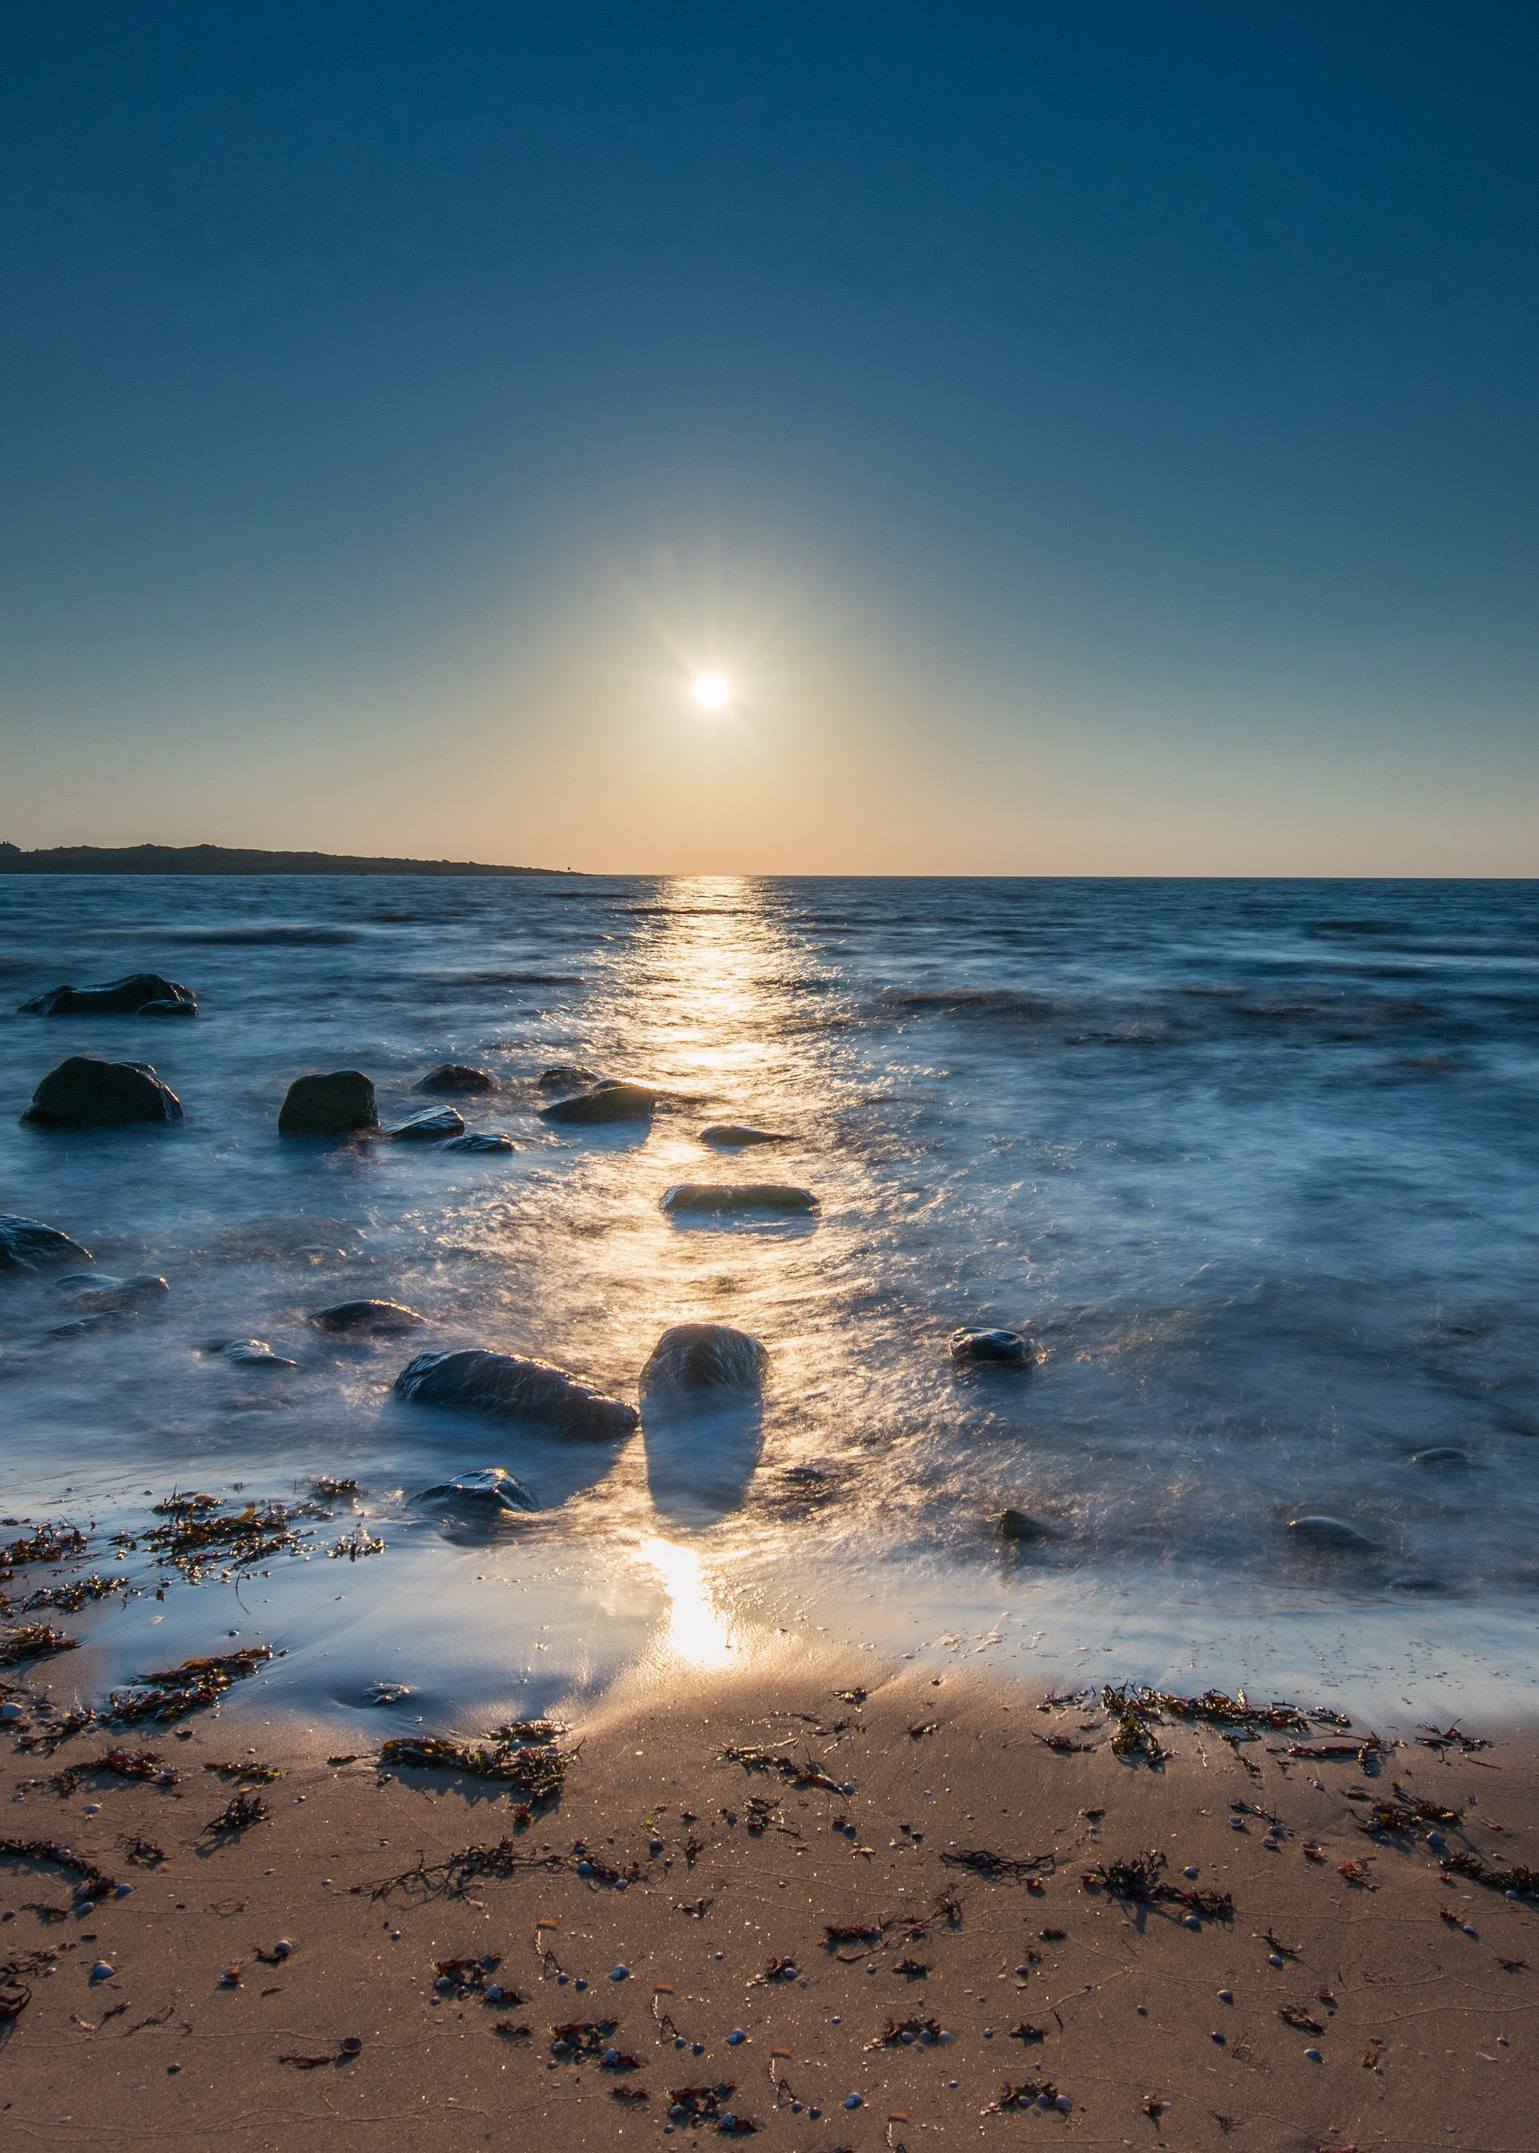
[727,2029,746,2046]
[1183,1864,1199,1879]
[610,1964,630,1982]
[844,2093,863,2110]
[90,1961,114,1983]
[1304,2046,1322,2063]
[1217,1988,1233,2004]
[1269,1953,1285,1970]
[1183,1914,1202,1932]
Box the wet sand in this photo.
[3,1651,1536,2150]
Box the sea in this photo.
[2,874,1537,1730]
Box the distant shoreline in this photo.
[0,841,572,877]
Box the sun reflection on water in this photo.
[639,1533,736,1668]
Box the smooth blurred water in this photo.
[2,873,1537,1722]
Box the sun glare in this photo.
[692,672,729,711]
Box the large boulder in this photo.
[415,1064,495,1095]
[540,1080,659,1127]
[661,1182,818,1217]
[23,1057,183,1127]
[0,1214,93,1274]
[642,1322,768,1392]
[394,1347,637,1440]
[20,972,197,1018]
[311,1298,426,1336]
[278,1070,378,1136]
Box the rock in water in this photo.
[539,1081,659,1126]
[53,1273,169,1314]
[415,1064,495,1094]
[1286,1514,1373,1550]
[278,1071,378,1136]
[23,1057,183,1127]
[997,1508,1059,1544]
[311,1298,426,1336]
[537,1063,600,1091]
[387,1106,466,1141]
[416,1466,537,1514]
[1412,1446,1471,1469]
[950,1327,1034,1366]
[698,1123,787,1148]
[20,972,197,1018]
[394,1347,638,1439]
[642,1322,769,1391]
[214,1339,299,1370]
[661,1183,818,1216]
[439,1130,518,1152]
[0,1214,92,1274]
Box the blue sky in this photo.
[2,3,1535,871]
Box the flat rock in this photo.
[394,1347,638,1439]
[388,1106,466,1141]
[642,1322,769,1391]
[415,1064,495,1094]
[23,1057,183,1127]
[540,1081,659,1126]
[278,1070,378,1136]
[54,1272,169,1314]
[661,1182,818,1216]
[0,1214,92,1274]
[950,1326,1034,1366]
[439,1130,517,1152]
[416,1466,537,1514]
[1286,1513,1373,1550]
[699,1123,788,1148]
[997,1507,1059,1544]
[207,1338,299,1370]
[20,972,197,1018]
[311,1298,426,1336]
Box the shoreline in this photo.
[3,1633,1537,2147]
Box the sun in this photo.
[692,672,730,711]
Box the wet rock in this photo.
[1286,1514,1373,1550]
[394,1347,638,1439]
[1412,1446,1471,1469]
[53,1272,169,1314]
[23,1056,183,1127]
[278,1070,378,1136]
[415,1064,495,1094]
[0,1214,92,1274]
[997,1508,1059,1544]
[20,972,197,1018]
[536,1063,600,1091]
[661,1182,818,1216]
[416,1466,538,1514]
[206,1338,299,1370]
[642,1322,769,1391]
[439,1130,518,1152]
[388,1106,466,1141]
[950,1327,1034,1366]
[699,1123,788,1148]
[540,1080,658,1126]
[311,1298,426,1336]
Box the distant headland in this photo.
[0,842,571,877]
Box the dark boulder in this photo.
[0,1214,92,1274]
[23,1057,183,1127]
[394,1347,637,1439]
[278,1070,377,1136]
[54,1272,168,1314]
[661,1182,817,1216]
[20,972,197,1018]
[416,1064,495,1095]
[311,1298,426,1336]
[642,1322,768,1392]
[439,1130,517,1152]
[416,1466,537,1515]
[388,1106,466,1141]
[699,1123,787,1148]
[950,1327,1034,1366]
[209,1338,299,1370]
[540,1081,658,1126]
[997,1508,1059,1544]
[537,1063,600,1091]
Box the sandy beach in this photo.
[3,1633,1536,2151]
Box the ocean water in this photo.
[2,873,1538,1726]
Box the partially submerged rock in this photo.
[536,1063,600,1091]
[388,1106,466,1141]
[1286,1514,1373,1550]
[642,1322,769,1391]
[206,1338,299,1370]
[950,1326,1034,1366]
[394,1347,638,1439]
[23,1057,183,1127]
[311,1298,426,1336]
[699,1123,787,1148]
[415,1064,495,1094]
[661,1182,818,1217]
[1412,1446,1471,1469]
[54,1272,168,1314]
[439,1130,518,1152]
[540,1080,659,1126]
[416,1466,537,1515]
[0,1214,92,1274]
[278,1070,378,1137]
[997,1507,1059,1544]
[20,972,197,1018]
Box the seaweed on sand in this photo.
[51,1748,179,1794]
[18,1574,126,1615]
[0,1836,116,1901]
[1441,1851,1539,1901]
[721,1744,842,1793]
[327,1526,386,1561]
[378,1728,571,1803]
[867,2015,947,2048]
[941,1847,1053,1880]
[203,1758,283,1783]
[1,1524,88,1571]
[146,1501,310,1576]
[0,1625,77,1668]
[202,1790,269,1839]
[1103,1683,1314,1765]
[669,2084,755,2131]
[19,1646,273,1751]
[1082,1851,1233,1921]
[992,2079,1061,2111]
[1362,1785,1463,1838]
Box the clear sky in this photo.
[2,2,1536,874]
